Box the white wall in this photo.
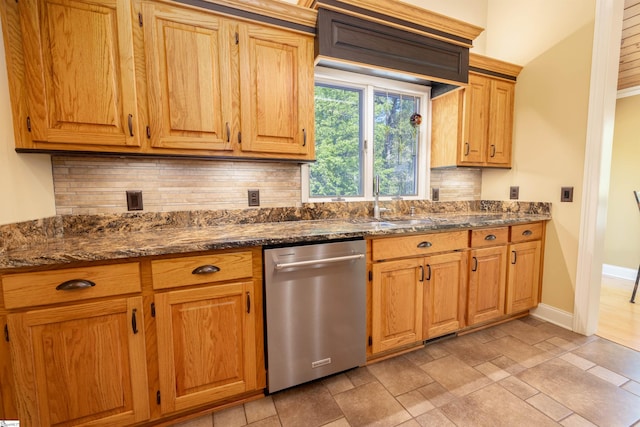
[0,19,56,225]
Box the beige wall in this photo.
[0,20,56,226]
[482,21,596,313]
[604,94,640,270]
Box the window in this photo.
[303,68,429,202]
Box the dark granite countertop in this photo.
[0,201,551,271]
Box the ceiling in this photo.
[619,0,640,89]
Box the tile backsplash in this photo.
[52,156,482,215]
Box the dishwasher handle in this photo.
[274,253,365,270]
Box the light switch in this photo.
[561,187,574,202]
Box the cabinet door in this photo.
[487,79,515,166]
[143,3,234,152]
[239,22,314,157]
[7,298,149,426]
[467,246,507,325]
[0,316,18,420]
[460,74,489,165]
[371,258,423,354]
[506,241,541,313]
[155,282,256,413]
[423,252,467,339]
[19,0,141,147]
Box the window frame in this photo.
[302,67,430,203]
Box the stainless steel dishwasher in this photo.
[264,239,366,393]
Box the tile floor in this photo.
[173,317,640,427]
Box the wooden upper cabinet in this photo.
[462,74,490,164]
[486,78,515,166]
[142,2,234,152]
[7,297,150,426]
[239,22,314,158]
[18,0,142,148]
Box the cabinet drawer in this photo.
[2,263,141,309]
[372,231,468,261]
[470,227,509,248]
[151,251,253,290]
[511,222,543,243]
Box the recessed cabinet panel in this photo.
[8,297,149,426]
[19,0,141,147]
[240,23,314,156]
[506,240,541,313]
[467,245,507,325]
[143,3,233,151]
[487,79,515,166]
[461,74,489,164]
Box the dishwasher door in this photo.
[264,239,366,393]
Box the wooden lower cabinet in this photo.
[7,297,150,426]
[371,258,423,354]
[467,245,508,325]
[154,281,257,414]
[506,240,542,313]
[423,251,467,339]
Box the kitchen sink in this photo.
[389,218,434,226]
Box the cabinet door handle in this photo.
[128,114,134,137]
[226,122,230,143]
[511,250,517,265]
[425,264,432,281]
[131,308,139,334]
[302,128,307,146]
[192,265,221,275]
[464,142,470,156]
[522,230,533,236]
[246,292,251,314]
[472,256,478,272]
[490,144,496,157]
[417,241,432,248]
[484,234,497,241]
[56,279,96,291]
[419,265,424,282]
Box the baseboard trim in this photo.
[602,264,638,281]
[530,303,574,331]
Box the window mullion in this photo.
[363,84,375,200]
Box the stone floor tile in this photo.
[622,380,640,396]
[423,343,450,359]
[534,340,567,356]
[396,390,435,417]
[517,358,640,426]
[272,381,343,427]
[520,315,546,327]
[420,355,492,397]
[486,335,553,368]
[415,408,456,427]
[498,319,556,345]
[535,323,598,346]
[440,334,502,367]
[498,376,539,400]
[559,352,596,370]
[491,355,527,375]
[417,382,457,408]
[546,336,580,351]
[559,413,598,427]
[440,383,559,427]
[323,373,355,395]
[345,366,377,387]
[320,418,351,427]
[587,365,629,386]
[402,346,435,366]
[367,356,434,396]
[247,416,282,427]
[244,396,277,424]
[475,361,510,382]
[333,381,411,427]
[213,405,246,427]
[526,393,573,421]
[573,338,640,382]
[396,419,421,427]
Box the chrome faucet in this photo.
[373,175,390,219]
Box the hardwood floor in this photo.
[597,275,640,351]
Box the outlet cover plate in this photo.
[510,186,519,200]
[432,187,440,201]
[561,187,574,202]
[248,189,260,206]
[126,191,143,211]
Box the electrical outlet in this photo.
[432,187,440,201]
[510,186,519,200]
[248,189,260,206]
[561,187,574,202]
[126,190,143,211]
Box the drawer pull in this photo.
[55,279,96,291]
[417,241,433,248]
[192,265,221,275]
[425,264,432,281]
[522,230,533,236]
[131,308,139,334]
[484,234,497,241]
